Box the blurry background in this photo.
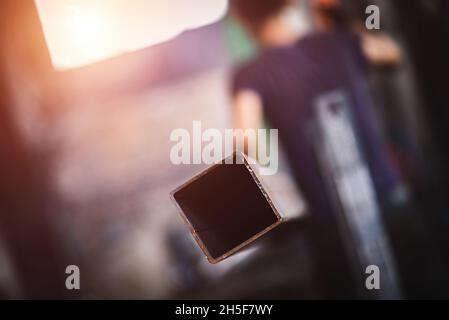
[0,0,448,299]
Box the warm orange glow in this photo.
[66,5,105,43]
[35,0,228,70]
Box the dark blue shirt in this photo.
[233,31,399,217]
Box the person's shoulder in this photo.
[232,50,274,85]
[232,45,299,93]
[234,57,259,80]
[232,55,264,94]
[234,48,277,75]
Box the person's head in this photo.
[231,0,305,47]
[310,0,349,31]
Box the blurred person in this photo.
[230,0,404,297]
